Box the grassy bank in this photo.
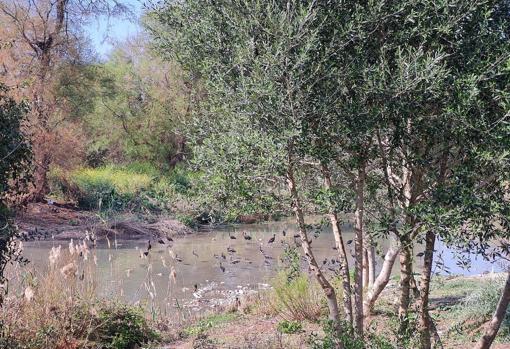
[48,163,282,227]
[48,163,202,224]
[165,273,510,349]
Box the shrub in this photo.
[85,302,159,349]
[270,272,323,321]
[308,321,394,349]
[277,320,302,334]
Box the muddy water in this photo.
[20,219,498,318]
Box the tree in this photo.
[0,0,130,201]
[0,83,31,305]
[150,1,351,342]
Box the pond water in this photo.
[19,219,499,319]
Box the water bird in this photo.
[219,262,226,273]
[347,240,353,245]
[227,246,236,254]
[158,239,165,244]
[147,240,152,251]
[229,232,237,239]
[268,234,276,244]
[168,237,174,242]
[243,232,252,240]
[282,230,286,237]
[143,251,149,257]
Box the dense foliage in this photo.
[0,84,31,304]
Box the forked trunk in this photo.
[329,211,353,325]
[363,237,399,315]
[475,271,510,349]
[286,164,343,348]
[417,231,435,349]
[321,165,353,325]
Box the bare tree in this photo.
[0,0,130,201]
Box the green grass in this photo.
[183,313,238,337]
[49,163,192,214]
[440,276,510,343]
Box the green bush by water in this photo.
[50,163,191,213]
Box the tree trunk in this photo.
[32,147,50,202]
[367,242,376,288]
[321,165,353,324]
[363,247,369,289]
[398,237,413,335]
[475,271,510,349]
[353,165,366,336]
[287,164,343,347]
[363,238,399,315]
[417,231,435,349]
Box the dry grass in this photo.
[0,240,158,349]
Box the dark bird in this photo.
[268,234,276,244]
[416,252,425,257]
[143,251,149,257]
[147,240,152,251]
[332,246,338,250]
[229,232,237,240]
[293,234,300,238]
[167,237,174,242]
[175,257,183,262]
[194,284,198,292]
[231,259,241,264]
[347,240,353,245]
[282,230,286,237]
[158,239,165,244]
[219,262,226,273]
[227,246,236,254]
[243,232,252,240]
[193,250,199,257]
[221,253,227,259]
[322,258,328,265]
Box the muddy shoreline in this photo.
[15,203,194,241]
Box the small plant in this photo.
[87,302,159,349]
[277,320,302,334]
[308,320,394,349]
[183,313,237,338]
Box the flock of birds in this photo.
[137,228,346,280]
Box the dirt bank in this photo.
[15,203,193,241]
